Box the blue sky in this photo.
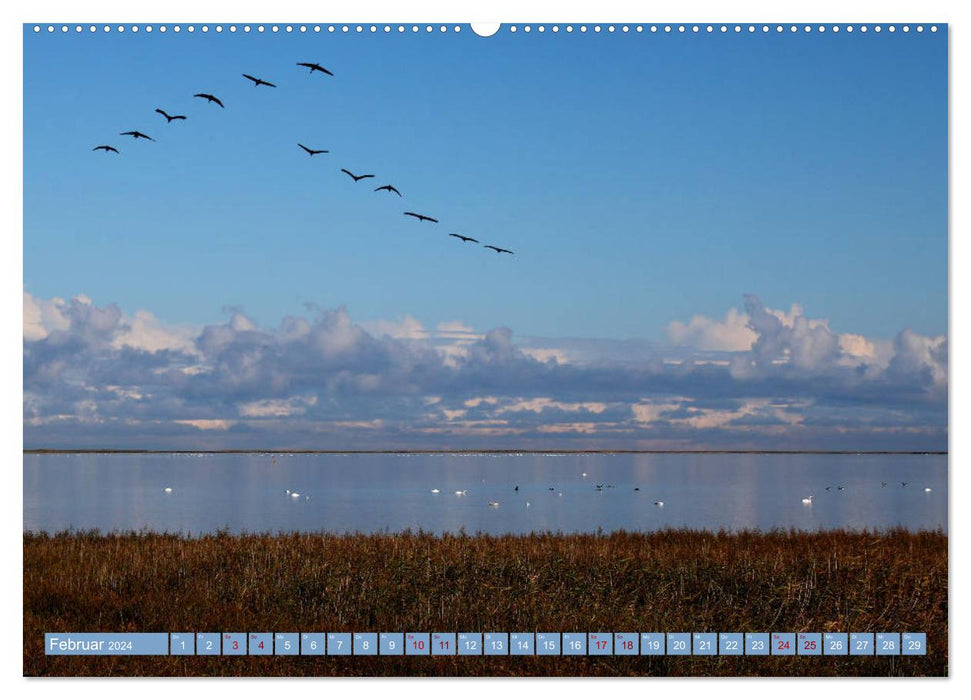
[24,25,946,339]
[23,25,948,449]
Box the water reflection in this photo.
[23,452,947,535]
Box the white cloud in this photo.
[238,395,318,418]
[495,397,608,415]
[667,306,756,352]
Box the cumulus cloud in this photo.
[23,291,947,450]
[667,307,756,352]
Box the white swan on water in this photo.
[802,495,814,504]
[163,487,173,494]
[430,488,440,494]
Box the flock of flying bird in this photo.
[92,61,516,256]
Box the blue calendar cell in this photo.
[823,633,848,655]
[745,632,769,656]
[693,633,717,655]
[902,633,927,656]
[588,632,612,655]
[484,632,509,655]
[562,633,587,655]
[772,632,796,656]
[536,633,560,655]
[274,633,299,655]
[328,632,352,655]
[301,633,325,655]
[196,633,220,656]
[354,632,378,655]
[797,633,822,656]
[379,632,403,656]
[719,633,743,656]
[44,633,169,656]
[432,633,456,655]
[222,633,246,656]
[667,633,691,656]
[640,633,665,655]
[510,633,534,655]
[614,633,638,655]
[850,633,874,656]
[876,633,900,656]
[406,632,430,655]
[248,633,272,655]
[170,633,194,655]
[457,633,481,655]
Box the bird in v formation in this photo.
[297,62,334,76]
[95,62,516,256]
[298,143,329,156]
[155,108,186,123]
[243,73,276,88]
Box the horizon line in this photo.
[23,448,948,456]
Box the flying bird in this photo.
[120,130,154,141]
[404,211,438,223]
[484,245,514,255]
[243,73,276,88]
[155,108,186,123]
[449,234,479,243]
[341,169,375,182]
[297,62,334,76]
[194,93,225,107]
[374,184,402,196]
[298,143,329,156]
[92,145,119,154]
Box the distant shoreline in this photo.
[23,448,948,455]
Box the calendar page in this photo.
[21,14,947,679]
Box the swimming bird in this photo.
[155,108,186,122]
[484,245,514,255]
[902,482,908,487]
[194,93,225,107]
[581,472,588,478]
[548,487,555,491]
[430,488,440,494]
[455,490,467,496]
[297,62,334,76]
[924,487,933,492]
[488,501,500,508]
[374,184,402,196]
[290,492,301,498]
[837,486,845,491]
[514,485,519,491]
[634,487,640,492]
[163,487,173,493]
[298,143,329,156]
[341,168,374,182]
[881,482,887,487]
[449,233,479,243]
[404,211,438,223]
[243,73,276,87]
[92,145,119,154]
[802,495,814,504]
[120,130,154,141]
[525,500,531,508]
[654,501,664,507]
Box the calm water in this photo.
[23,452,947,535]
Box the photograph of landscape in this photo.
[23,21,947,677]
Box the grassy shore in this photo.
[24,529,947,677]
